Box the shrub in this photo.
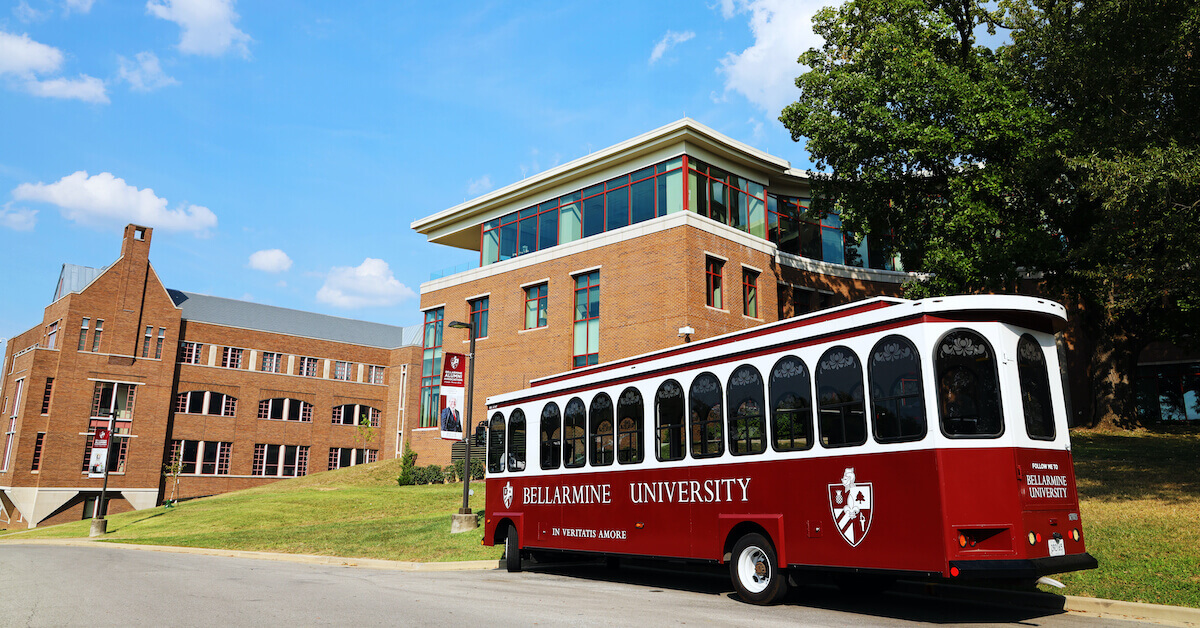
[413,464,445,485]
[396,442,417,486]
[453,457,485,481]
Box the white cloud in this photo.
[64,0,94,15]
[248,248,292,273]
[316,258,415,309]
[23,74,108,103]
[718,0,824,114]
[118,51,179,91]
[14,1,46,22]
[0,30,63,76]
[0,203,37,231]
[147,0,251,58]
[466,175,493,196]
[649,30,695,65]
[12,171,217,233]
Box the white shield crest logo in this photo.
[828,467,873,547]
[502,481,514,509]
[451,355,460,369]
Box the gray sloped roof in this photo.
[54,264,106,302]
[168,290,421,349]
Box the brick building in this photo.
[0,225,426,528]
[408,119,914,446]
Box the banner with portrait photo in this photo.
[440,352,466,440]
[88,428,111,479]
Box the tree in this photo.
[780,0,1200,427]
[163,450,183,505]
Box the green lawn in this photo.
[1,459,503,563]
[1052,429,1200,608]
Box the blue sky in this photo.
[0,0,829,355]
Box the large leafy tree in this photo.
[781,0,1200,427]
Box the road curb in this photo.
[1063,595,1200,627]
[0,538,499,572]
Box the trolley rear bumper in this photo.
[949,553,1098,580]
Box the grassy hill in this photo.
[0,458,502,563]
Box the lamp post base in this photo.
[89,518,108,537]
[450,512,477,534]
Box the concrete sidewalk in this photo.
[3,537,1196,626]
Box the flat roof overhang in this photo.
[410,118,811,251]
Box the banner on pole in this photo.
[88,428,111,479]
[440,352,466,441]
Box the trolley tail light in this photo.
[955,527,1009,551]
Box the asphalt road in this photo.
[0,544,1156,627]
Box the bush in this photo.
[412,464,445,485]
[444,463,458,483]
[396,442,418,486]
[453,457,485,481]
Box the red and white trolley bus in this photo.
[482,295,1097,603]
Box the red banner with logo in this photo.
[440,352,467,440]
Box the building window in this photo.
[524,284,548,329]
[366,365,385,385]
[221,347,243,369]
[257,398,312,422]
[573,271,600,368]
[41,378,53,415]
[1,417,14,472]
[45,322,58,350]
[80,419,130,474]
[419,308,444,428]
[91,382,136,420]
[252,444,309,477]
[333,361,354,381]
[705,257,724,309]
[175,391,238,417]
[142,326,153,357]
[260,352,283,374]
[481,157,684,266]
[78,317,90,351]
[155,327,165,359]
[299,356,320,378]
[332,404,380,427]
[179,342,203,365]
[91,319,104,352]
[327,447,377,470]
[743,269,758,318]
[469,297,489,338]
[31,432,45,471]
[688,158,768,236]
[171,440,232,475]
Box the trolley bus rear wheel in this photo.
[730,533,788,605]
[504,524,522,573]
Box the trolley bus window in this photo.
[817,347,868,447]
[590,393,615,466]
[1018,334,1056,440]
[540,402,562,470]
[869,336,927,443]
[656,380,686,462]
[770,355,813,451]
[564,398,587,468]
[727,364,766,455]
[508,409,527,472]
[936,330,1003,437]
[690,372,725,458]
[487,412,506,473]
[617,387,644,464]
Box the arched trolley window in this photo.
[690,372,724,458]
[726,364,766,455]
[563,398,587,468]
[868,336,927,443]
[616,387,644,464]
[508,409,526,472]
[817,346,867,447]
[770,356,813,451]
[655,380,685,462]
[936,329,1004,437]
[1018,334,1056,440]
[589,393,614,466]
[487,412,506,474]
[540,402,562,470]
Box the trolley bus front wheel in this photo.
[504,524,522,573]
[730,533,788,605]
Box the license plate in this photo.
[1048,538,1065,557]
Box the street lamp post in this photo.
[447,320,477,531]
